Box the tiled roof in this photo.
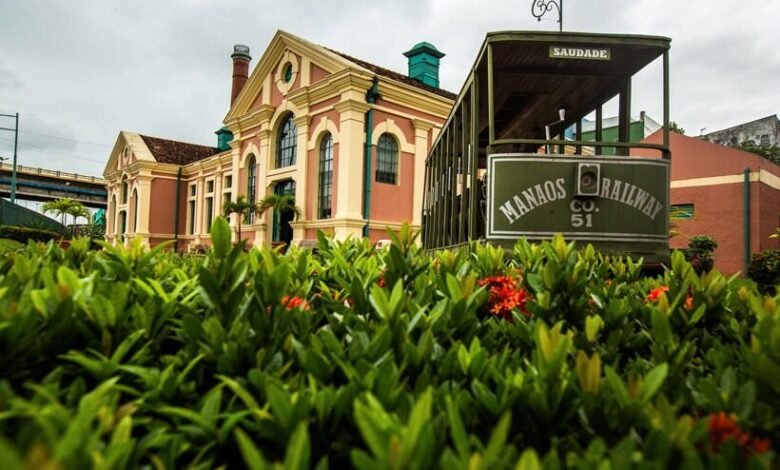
[139,134,221,165]
[329,49,458,101]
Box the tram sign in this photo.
[487,154,669,245]
[549,46,611,60]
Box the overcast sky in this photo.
[1,0,778,177]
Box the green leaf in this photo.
[640,363,668,405]
[515,448,542,470]
[405,388,432,450]
[217,375,260,410]
[235,428,272,470]
[604,366,630,407]
[484,412,512,464]
[284,423,311,470]
[446,396,469,458]
[211,216,231,259]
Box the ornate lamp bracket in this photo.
[531,0,563,32]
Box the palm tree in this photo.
[222,195,255,242]
[256,193,302,223]
[42,197,85,236]
[257,194,302,249]
[68,205,91,237]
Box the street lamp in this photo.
[0,113,19,203]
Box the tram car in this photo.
[422,31,672,265]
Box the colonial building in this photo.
[103,31,455,249]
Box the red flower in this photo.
[478,276,531,321]
[684,294,694,311]
[281,295,309,311]
[706,412,771,457]
[377,276,386,288]
[645,286,669,303]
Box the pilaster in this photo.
[134,176,152,245]
[334,99,370,239]
[292,115,311,245]
[412,119,434,227]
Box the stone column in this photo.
[292,115,311,245]
[134,175,152,246]
[194,174,204,245]
[254,129,271,247]
[333,99,370,239]
[412,119,434,229]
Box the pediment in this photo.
[103,131,156,178]
[224,30,358,123]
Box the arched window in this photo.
[121,177,129,204]
[132,189,138,232]
[110,195,117,234]
[276,114,297,168]
[318,133,333,219]
[118,211,127,242]
[376,133,398,184]
[247,155,256,223]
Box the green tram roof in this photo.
[433,30,671,154]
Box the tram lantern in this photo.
[577,163,600,196]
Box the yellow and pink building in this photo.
[103,31,455,249]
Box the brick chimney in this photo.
[230,44,251,106]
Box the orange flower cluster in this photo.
[645,285,669,303]
[478,275,531,321]
[684,294,694,311]
[281,295,310,311]
[706,412,771,456]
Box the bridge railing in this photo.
[0,163,106,185]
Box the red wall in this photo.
[641,130,780,273]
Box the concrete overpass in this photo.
[0,163,107,209]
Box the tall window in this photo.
[119,211,127,242]
[205,179,215,232]
[121,177,129,204]
[376,133,398,184]
[132,189,138,232]
[277,114,297,168]
[247,155,256,223]
[188,183,197,234]
[318,133,333,219]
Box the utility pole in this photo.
[0,112,19,203]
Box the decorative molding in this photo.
[308,116,340,150]
[372,119,415,154]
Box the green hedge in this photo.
[0,218,777,469]
[0,224,61,243]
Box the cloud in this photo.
[0,0,778,175]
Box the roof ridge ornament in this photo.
[531,0,563,32]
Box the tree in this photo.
[732,141,780,165]
[256,194,302,249]
[256,194,302,223]
[42,198,86,236]
[222,195,255,243]
[669,121,685,134]
[67,205,92,237]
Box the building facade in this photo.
[103,31,455,250]
[641,130,780,274]
[702,114,780,148]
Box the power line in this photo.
[0,136,107,164]
[18,130,112,148]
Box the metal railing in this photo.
[0,162,106,185]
